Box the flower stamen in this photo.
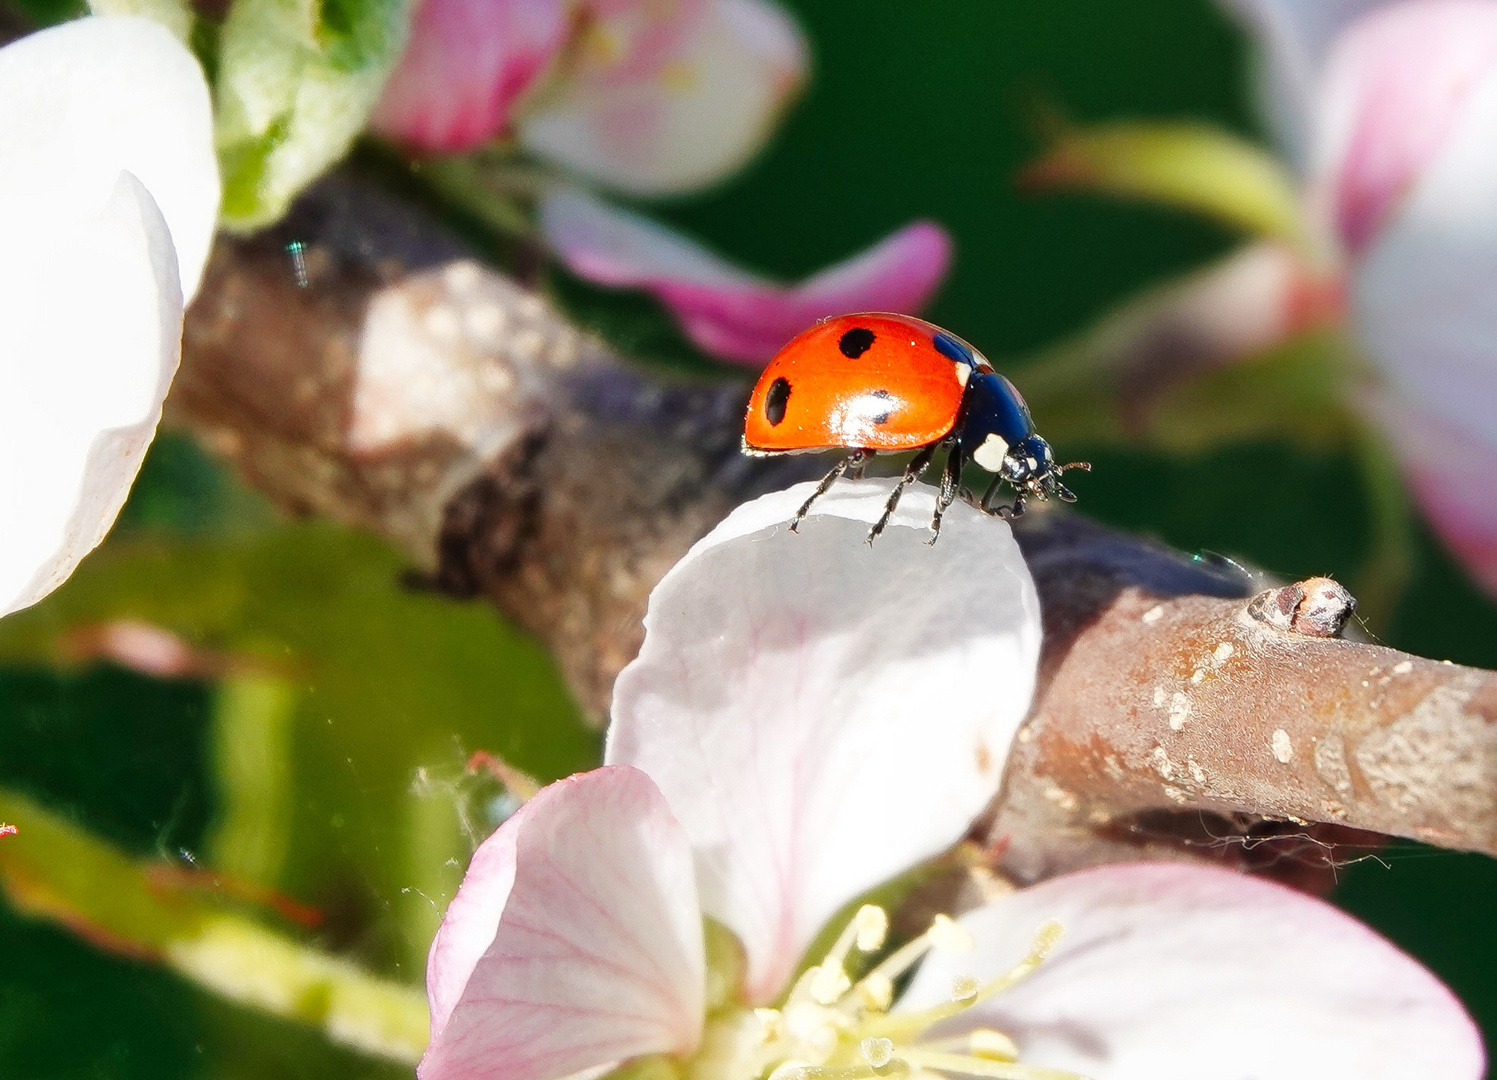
[854,912,974,1005]
[864,920,1064,1043]
[898,1049,1083,1080]
[793,904,891,1008]
[692,914,1082,1080]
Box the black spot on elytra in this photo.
[765,377,791,426]
[868,389,895,424]
[839,327,876,358]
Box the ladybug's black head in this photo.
[999,434,1054,485]
[1001,434,1090,513]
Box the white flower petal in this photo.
[0,172,182,616]
[1353,62,1497,447]
[1221,0,1390,165]
[420,766,706,1080]
[0,16,219,300]
[520,0,809,195]
[1365,390,1497,596]
[901,862,1483,1080]
[1309,0,1497,255]
[608,480,1042,1003]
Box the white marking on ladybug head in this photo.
[972,432,1009,472]
[954,362,971,387]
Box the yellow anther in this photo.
[928,914,975,954]
[782,1002,839,1061]
[860,1036,895,1068]
[857,972,894,1012]
[951,974,981,1002]
[855,905,889,952]
[969,1028,1020,1061]
[754,1007,783,1043]
[809,963,852,1006]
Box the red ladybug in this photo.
[742,313,1087,542]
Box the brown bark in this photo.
[173,179,1497,880]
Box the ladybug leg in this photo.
[927,442,965,545]
[997,488,1028,521]
[979,474,1004,514]
[791,449,871,532]
[868,444,938,544]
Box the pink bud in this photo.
[370,0,571,152]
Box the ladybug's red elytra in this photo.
[742,313,1087,543]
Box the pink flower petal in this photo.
[607,481,1042,1003]
[539,187,952,365]
[420,766,705,1080]
[1221,0,1391,165]
[1350,58,1497,452]
[519,0,809,195]
[902,862,1484,1080]
[370,0,570,152]
[1311,0,1497,255]
[1368,392,1497,596]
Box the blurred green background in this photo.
[2,0,1495,1076]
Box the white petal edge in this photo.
[0,172,182,616]
[419,766,706,1080]
[607,480,1043,1003]
[901,861,1484,1080]
[0,16,219,300]
[520,0,809,196]
[1353,61,1497,447]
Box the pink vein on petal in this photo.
[1323,0,1497,255]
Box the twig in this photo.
[175,179,1497,875]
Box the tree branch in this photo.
[175,180,1497,877]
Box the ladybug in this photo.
[742,313,1088,542]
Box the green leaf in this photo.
[0,524,596,973]
[1020,121,1308,246]
[214,0,410,229]
[0,789,428,1062]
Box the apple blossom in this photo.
[418,482,1482,1080]
[538,187,953,365]
[372,0,951,364]
[373,0,809,196]
[1224,0,1497,589]
[0,16,219,617]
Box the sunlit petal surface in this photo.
[521,0,809,195]
[420,767,705,1080]
[0,174,182,617]
[0,16,218,617]
[370,0,571,152]
[0,16,218,299]
[902,862,1485,1080]
[540,187,951,364]
[608,481,1041,1002]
